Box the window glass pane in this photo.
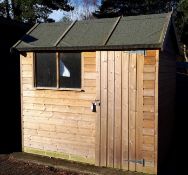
[35,52,57,87]
[59,53,81,88]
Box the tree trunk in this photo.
[184,44,188,62]
[5,0,10,18]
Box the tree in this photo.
[0,0,74,23]
[93,0,178,18]
[61,0,98,22]
[94,0,188,60]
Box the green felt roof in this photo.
[14,13,173,51]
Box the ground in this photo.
[0,153,145,175]
[0,155,85,175]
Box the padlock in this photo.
[91,102,97,112]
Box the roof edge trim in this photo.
[16,43,162,52]
[159,12,172,50]
[12,23,40,49]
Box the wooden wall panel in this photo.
[142,50,158,174]
[21,52,96,163]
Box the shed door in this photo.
[95,51,144,172]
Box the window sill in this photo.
[34,87,85,92]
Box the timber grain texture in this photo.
[95,50,158,174]
[21,50,159,174]
[21,52,97,163]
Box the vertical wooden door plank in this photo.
[121,52,129,170]
[129,53,137,171]
[107,51,115,167]
[114,51,122,169]
[100,51,108,166]
[95,51,101,166]
[136,54,144,172]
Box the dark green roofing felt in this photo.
[14,13,172,51]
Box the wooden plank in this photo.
[95,51,101,166]
[100,51,108,167]
[143,73,156,81]
[136,54,144,172]
[121,52,129,170]
[107,51,115,167]
[143,89,155,97]
[144,57,156,65]
[22,97,92,107]
[143,81,155,89]
[143,112,155,120]
[84,80,96,87]
[146,50,156,57]
[143,120,155,128]
[143,65,156,73]
[143,128,155,136]
[84,64,96,72]
[114,51,122,169]
[144,97,155,105]
[84,73,96,80]
[143,136,154,144]
[84,58,96,65]
[129,53,137,171]
[143,144,154,152]
[83,52,96,58]
[143,105,155,113]
[154,50,159,173]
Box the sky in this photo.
[49,0,100,21]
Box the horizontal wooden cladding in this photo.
[21,52,97,163]
[143,73,155,81]
[23,103,95,116]
[23,96,92,107]
[144,65,156,73]
[82,52,96,58]
[23,90,95,99]
[144,97,155,105]
[23,125,95,141]
[143,81,155,89]
[143,50,157,174]
[84,64,96,72]
[145,50,157,57]
[143,89,155,97]
[144,56,156,65]
[143,112,155,120]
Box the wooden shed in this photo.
[13,13,178,174]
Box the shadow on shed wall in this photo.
[0,20,30,153]
[158,72,187,175]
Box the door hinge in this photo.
[124,159,145,167]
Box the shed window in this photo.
[35,52,82,89]
[59,53,81,88]
[35,52,57,87]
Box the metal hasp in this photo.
[91,100,100,112]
